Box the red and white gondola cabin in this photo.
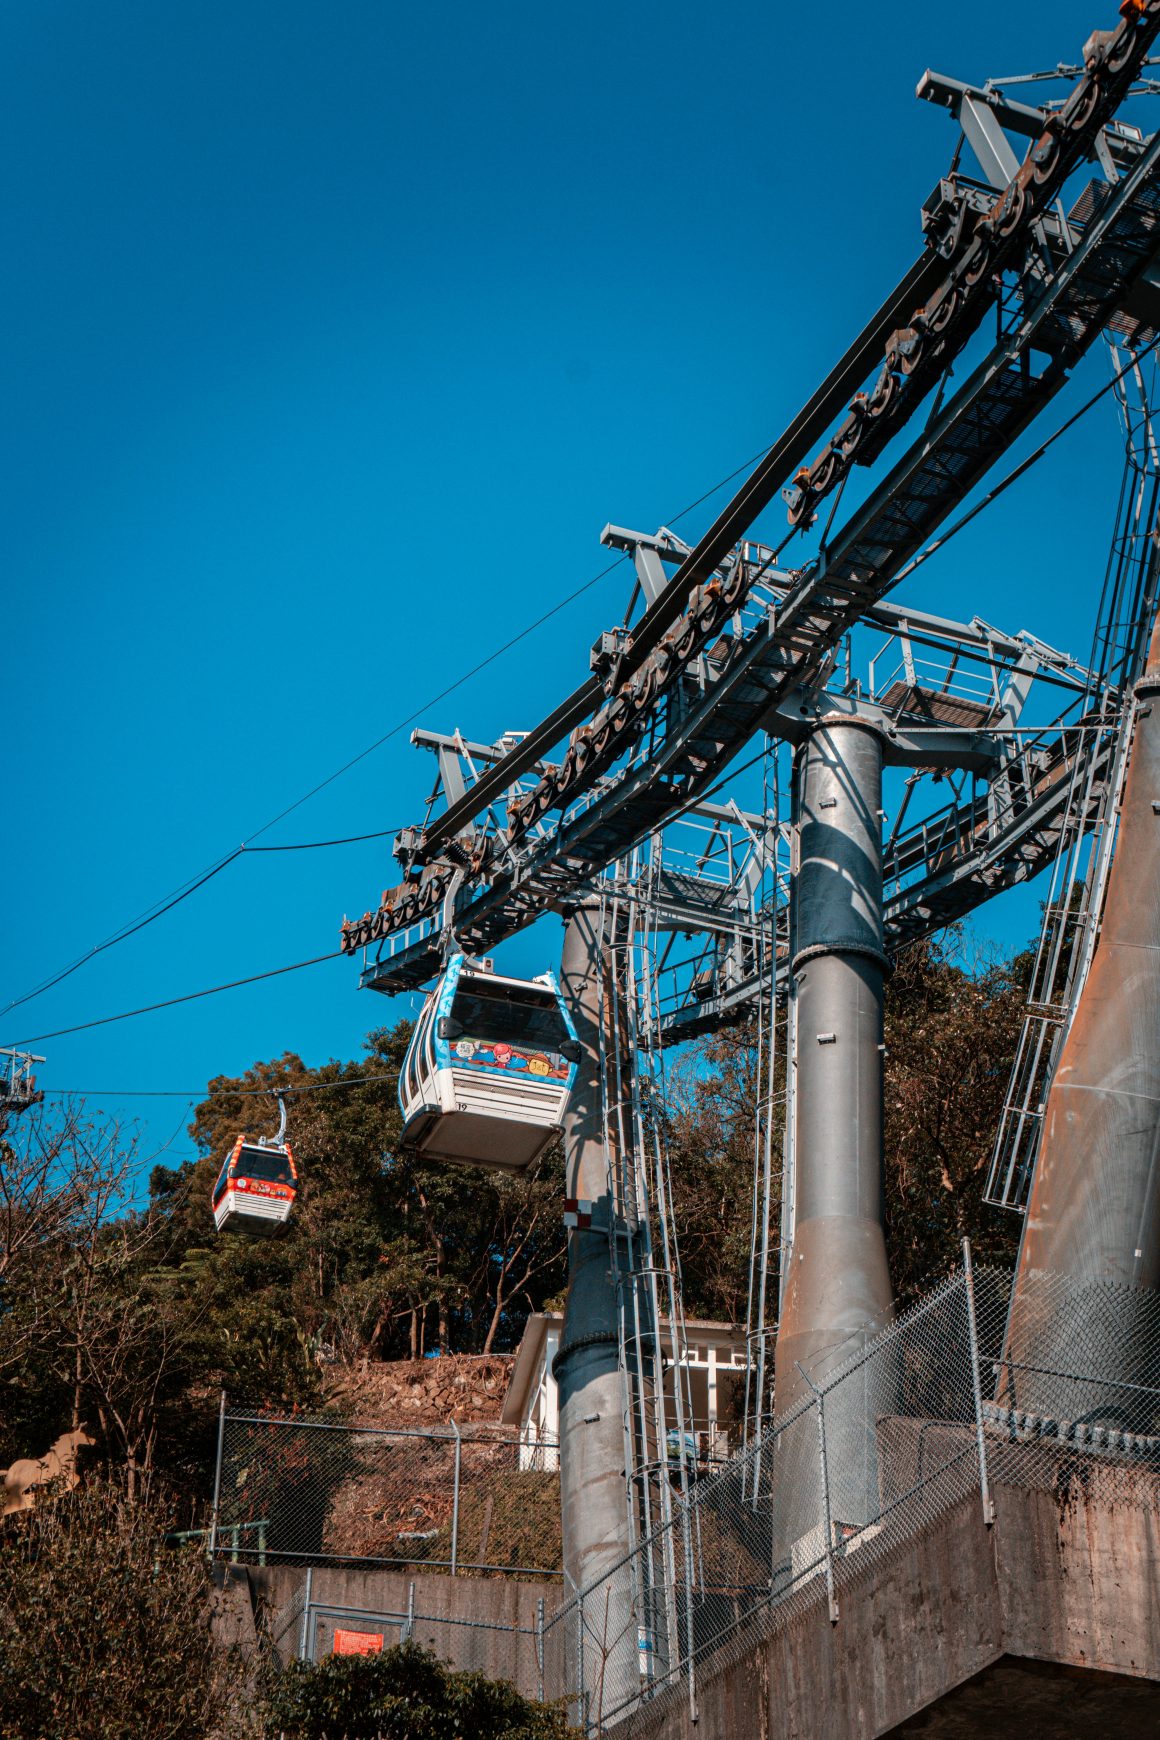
[212,1134,297,1235]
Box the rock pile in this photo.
[325,1352,517,1431]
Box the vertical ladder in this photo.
[987,348,1160,1210]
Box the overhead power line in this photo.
[2,768,778,1053]
[1,826,407,1022]
[1,853,243,1019]
[4,443,771,1024]
[7,341,1141,1060]
[37,1070,401,1100]
[243,826,405,852]
[10,345,1137,1049]
[1,951,341,1048]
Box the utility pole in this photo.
[553,900,639,1720]
[773,719,893,1547]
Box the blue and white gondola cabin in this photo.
[399,954,581,1172]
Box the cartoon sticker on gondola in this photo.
[492,1043,513,1068]
[454,1040,476,1059]
[528,1055,550,1077]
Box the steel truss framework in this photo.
[326,16,1160,1628]
[338,10,1160,1207]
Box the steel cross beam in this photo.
[917,68,1147,170]
[363,561,1102,1003]
[408,726,774,836]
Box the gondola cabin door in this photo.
[398,955,580,1172]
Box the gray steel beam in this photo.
[916,68,1145,163]
[596,533,1093,696]
[412,725,773,830]
[1005,617,1160,1407]
[632,544,668,609]
[435,744,467,811]
[411,726,553,775]
[355,93,1160,994]
[960,93,1023,190]
[763,692,1004,773]
[659,713,1117,1046]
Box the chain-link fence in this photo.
[212,1415,561,1578]
[541,1258,1160,1734]
[222,1264,1160,1730]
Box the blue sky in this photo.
[2,1,1152,1167]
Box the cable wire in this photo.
[893,337,1160,588]
[36,1071,401,1099]
[13,343,1134,1042]
[2,951,341,1048]
[0,829,405,1021]
[242,826,404,852]
[5,442,772,1023]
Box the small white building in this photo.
[501,1311,749,1471]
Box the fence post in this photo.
[576,1587,586,1736]
[298,1567,314,1662]
[795,1362,838,1624]
[450,1420,462,1576]
[962,1237,995,1527]
[681,1512,699,1727]
[208,1389,226,1562]
[404,1579,416,1643]
[536,1596,545,1703]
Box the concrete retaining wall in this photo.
[232,1460,1159,1733]
[247,1563,554,1698]
[626,1476,1160,1738]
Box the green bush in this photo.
[261,1643,577,1740]
[0,1478,253,1740]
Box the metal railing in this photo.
[540,1255,1160,1734]
[212,1413,561,1579]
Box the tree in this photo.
[0,1102,134,1384]
[260,1643,577,1740]
[0,1103,188,1485]
[174,1023,569,1368]
[882,935,1026,1294]
[663,930,1027,1321]
[0,934,1032,1511]
[464,1148,568,1354]
[0,1477,253,1740]
[664,1020,784,1325]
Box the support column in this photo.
[774,720,893,1541]
[1007,620,1160,1415]
[554,901,637,1716]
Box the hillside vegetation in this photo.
[0,933,1026,1511]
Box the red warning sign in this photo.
[332,1628,384,1656]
